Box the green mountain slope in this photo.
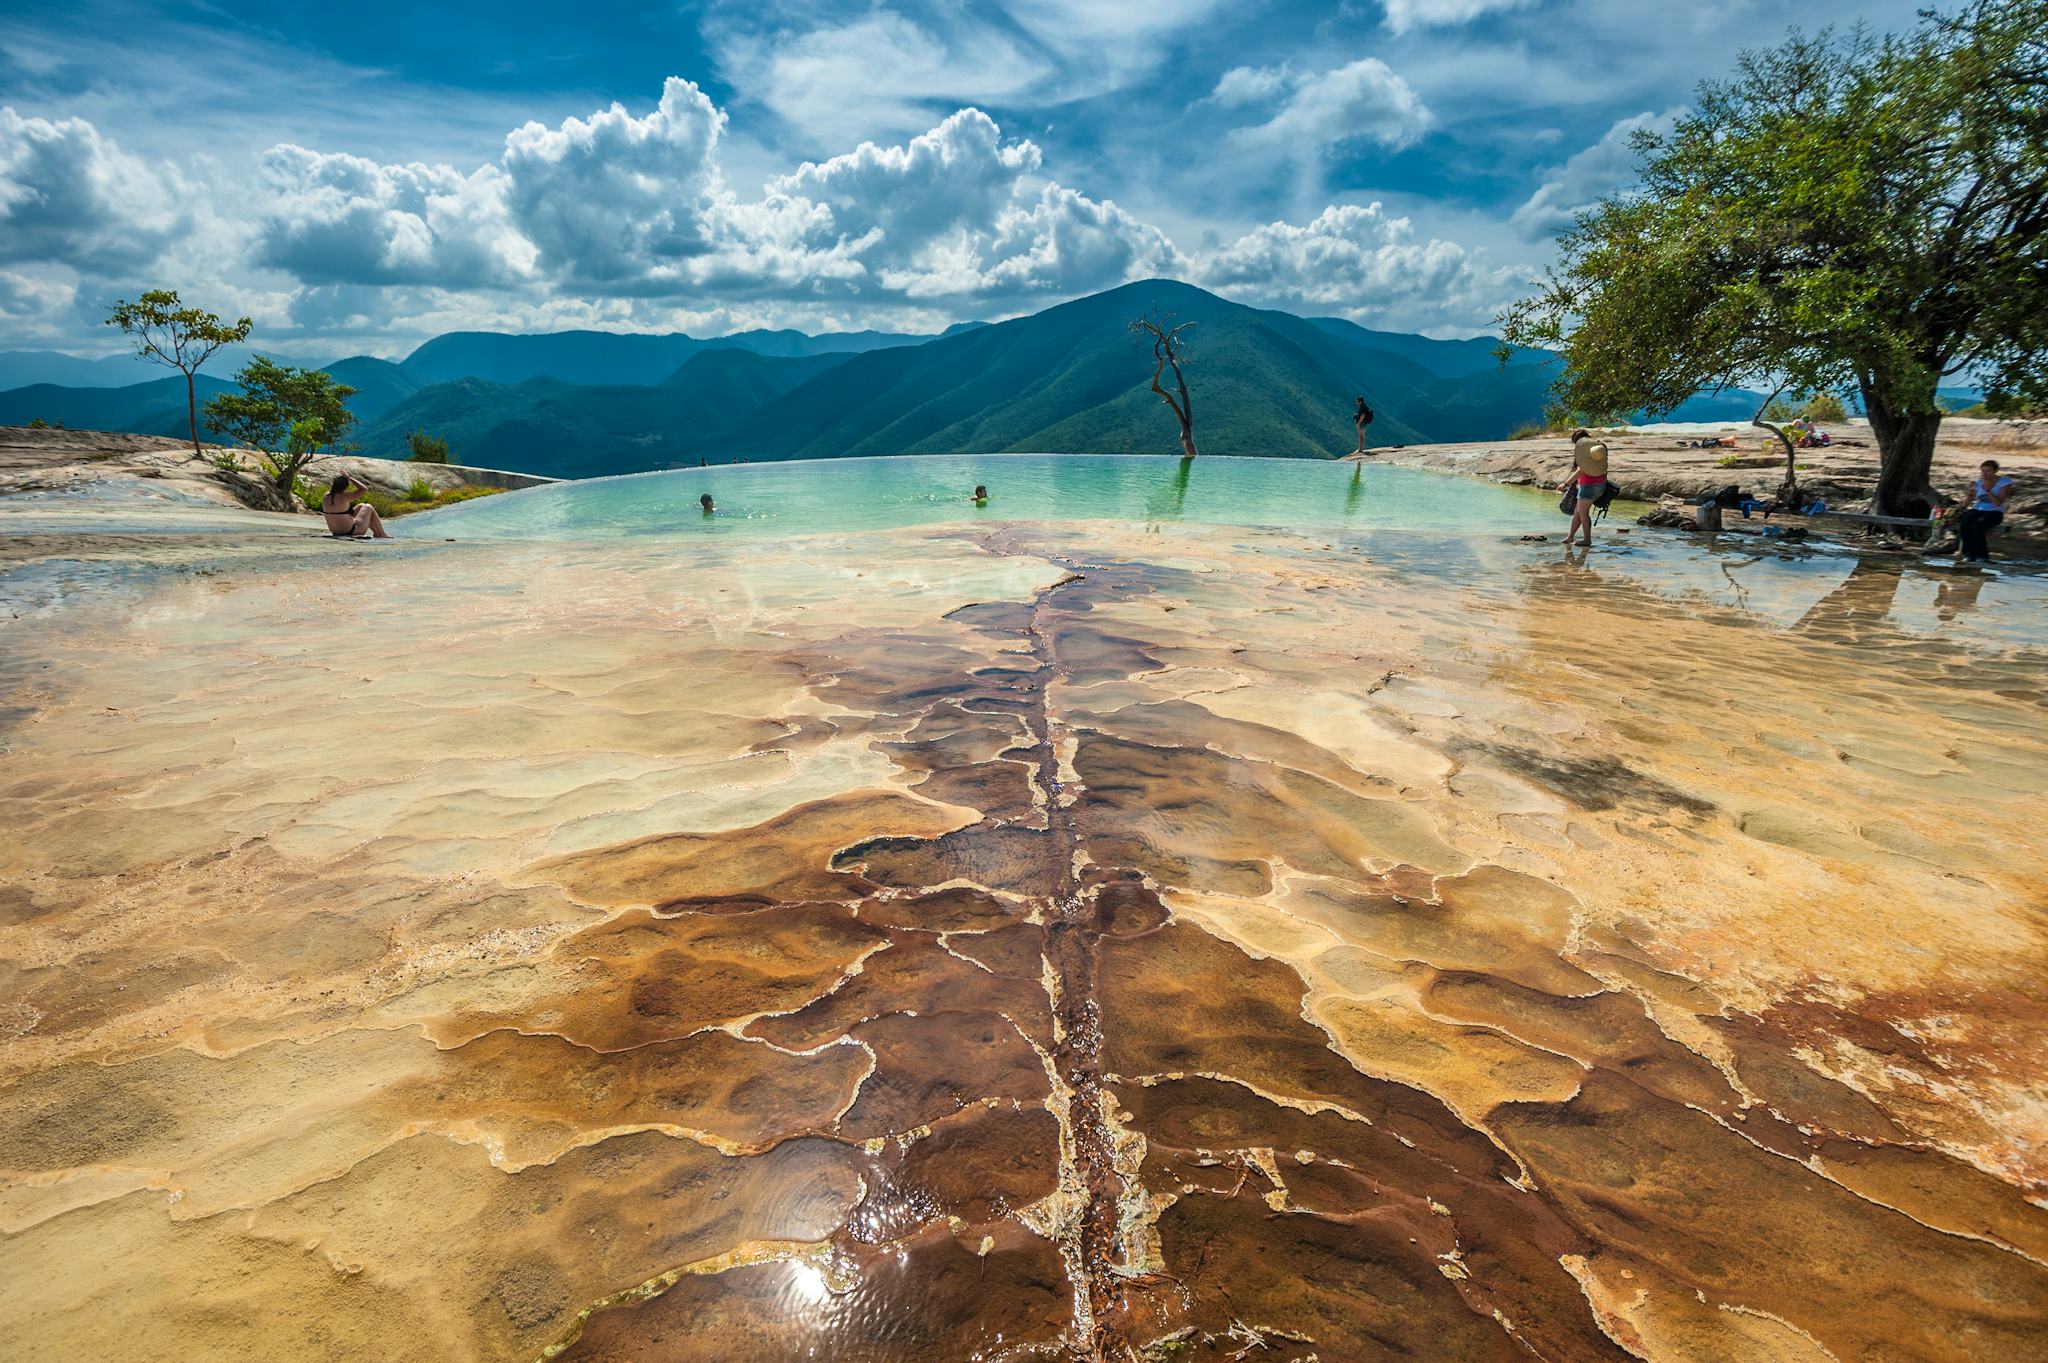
[358,374,750,476]
[0,355,424,445]
[0,375,237,440]
[717,281,1443,461]
[659,349,852,412]
[322,356,424,423]
[1306,317,1551,377]
[400,326,935,386]
[357,350,853,474]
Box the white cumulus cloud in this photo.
[716,12,1050,148]
[0,266,75,324]
[255,146,531,288]
[1381,0,1539,35]
[242,89,1178,318]
[1511,107,1682,237]
[0,107,188,273]
[771,109,1043,265]
[501,77,728,289]
[1195,203,1526,333]
[1224,60,1433,154]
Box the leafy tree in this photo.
[1501,1,2048,514]
[203,358,358,494]
[1800,392,1847,423]
[406,430,451,464]
[105,290,254,457]
[1129,317,1199,459]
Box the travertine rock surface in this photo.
[1,522,2042,1362]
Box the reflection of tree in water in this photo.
[1717,554,1762,614]
[1144,457,1194,530]
[1793,558,1906,640]
[1344,463,1364,520]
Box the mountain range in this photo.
[1,280,1795,477]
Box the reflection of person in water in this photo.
[1935,567,1985,623]
[700,493,714,514]
[1344,462,1365,518]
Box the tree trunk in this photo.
[184,369,200,456]
[1750,385,1798,505]
[1863,385,1943,516]
[1172,361,1196,460]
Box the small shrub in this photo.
[205,448,242,472]
[27,417,48,429]
[406,430,451,464]
[405,476,434,502]
[1509,423,1546,440]
[1799,392,1846,423]
[1761,398,1796,422]
[293,477,324,511]
[1973,393,2046,419]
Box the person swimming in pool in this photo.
[972,485,988,505]
[321,475,390,539]
[700,493,714,514]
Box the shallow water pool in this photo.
[421,452,1566,539]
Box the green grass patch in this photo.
[383,484,502,517]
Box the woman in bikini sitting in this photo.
[321,475,391,539]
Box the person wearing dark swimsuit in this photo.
[321,475,389,539]
[1354,397,1374,455]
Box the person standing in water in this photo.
[1353,397,1374,455]
[971,485,988,505]
[700,493,714,514]
[1561,428,1609,548]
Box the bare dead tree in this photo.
[1749,380,1800,506]
[1130,317,1198,460]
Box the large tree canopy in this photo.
[1501,0,2048,514]
[203,357,358,493]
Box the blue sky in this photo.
[1,0,1928,358]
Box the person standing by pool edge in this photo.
[1354,397,1374,455]
[1562,429,1609,548]
[1956,460,2012,562]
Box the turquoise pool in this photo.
[421,454,1566,540]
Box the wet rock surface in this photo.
[0,523,2043,1362]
